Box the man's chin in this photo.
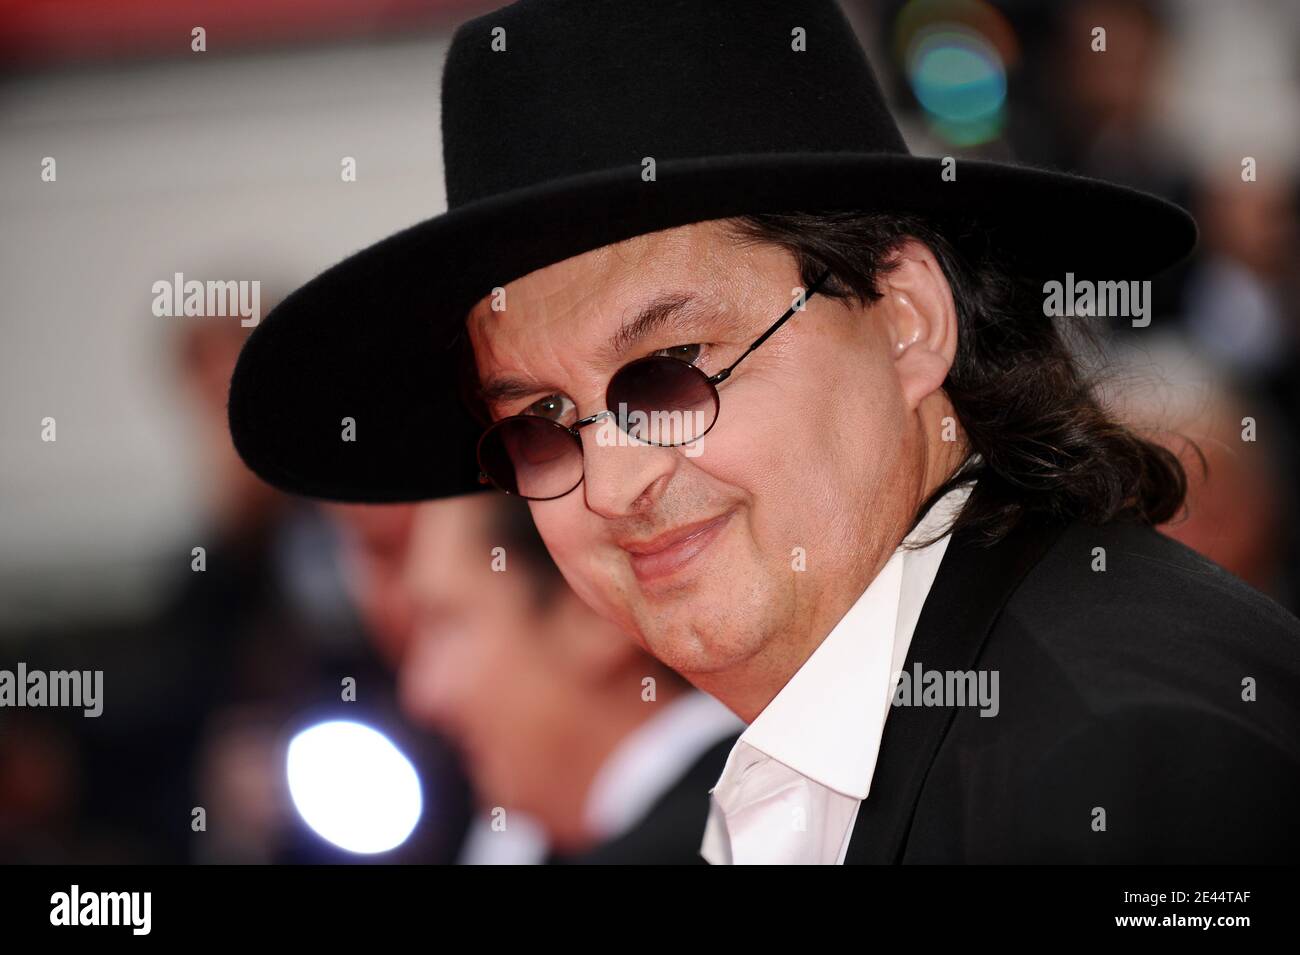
[636,599,773,677]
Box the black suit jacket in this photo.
[844,514,1300,863]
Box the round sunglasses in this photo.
[476,270,833,500]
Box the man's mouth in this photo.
[619,509,735,584]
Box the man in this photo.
[228,0,1300,862]
[329,495,740,864]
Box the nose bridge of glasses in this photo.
[571,409,613,434]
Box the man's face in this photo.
[396,496,584,812]
[466,220,933,700]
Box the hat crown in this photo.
[440,0,909,208]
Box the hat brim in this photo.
[228,152,1197,503]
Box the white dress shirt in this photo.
[700,483,973,865]
[460,689,742,863]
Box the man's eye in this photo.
[523,393,575,422]
[650,343,705,365]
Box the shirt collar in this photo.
[584,689,743,840]
[736,482,973,799]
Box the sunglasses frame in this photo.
[476,268,834,500]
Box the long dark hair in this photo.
[725,211,1191,545]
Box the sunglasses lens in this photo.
[608,357,719,446]
[477,358,719,497]
[478,416,583,499]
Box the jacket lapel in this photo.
[843,512,1069,863]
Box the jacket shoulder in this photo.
[919,520,1300,861]
[1011,518,1300,637]
[1002,518,1300,684]
[996,516,1300,779]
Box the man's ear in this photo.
[876,238,959,411]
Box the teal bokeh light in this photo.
[907,28,1007,145]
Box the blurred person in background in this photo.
[1179,176,1300,607]
[1183,176,1299,380]
[1103,337,1289,601]
[1040,0,1187,200]
[1010,0,1194,319]
[0,711,80,863]
[330,494,741,864]
[161,303,470,863]
[0,291,468,863]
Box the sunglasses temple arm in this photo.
[710,269,834,384]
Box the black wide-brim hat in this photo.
[229,0,1197,504]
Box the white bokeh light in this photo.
[286,720,422,854]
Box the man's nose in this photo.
[578,420,677,517]
[398,629,457,729]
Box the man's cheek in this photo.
[551,546,615,613]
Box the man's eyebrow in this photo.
[596,292,729,365]
[475,292,733,408]
[477,373,551,407]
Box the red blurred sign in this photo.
[0,0,488,66]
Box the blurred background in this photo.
[1,0,1297,863]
